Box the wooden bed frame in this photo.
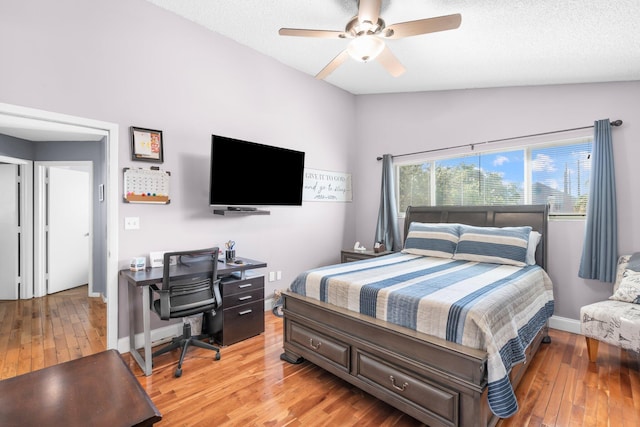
[280,205,550,427]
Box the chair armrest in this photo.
[149,284,171,320]
[212,278,222,308]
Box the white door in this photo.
[47,167,90,294]
[0,164,19,300]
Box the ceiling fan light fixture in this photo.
[346,16,385,37]
[347,35,384,62]
[278,3,462,79]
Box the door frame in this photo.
[34,161,94,297]
[0,102,119,350]
[0,156,33,299]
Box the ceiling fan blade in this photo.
[315,50,350,80]
[383,13,462,39]
[376,45,406,77]
[358,0,382,24]
[279,28,347,39]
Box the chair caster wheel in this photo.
[215,352,221,361]
[175,368,182,377]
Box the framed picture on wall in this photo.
[130,126,164,163]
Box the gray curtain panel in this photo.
[579,119,618,282]
[375,154,401,251]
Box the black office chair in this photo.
[149,247,222,377]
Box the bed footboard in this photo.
[281,292,495,427]
[281,292,548,427]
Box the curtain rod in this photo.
[376,119,623,161]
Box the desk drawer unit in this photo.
[218,275,265,345]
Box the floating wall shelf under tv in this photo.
[212,209,270,216]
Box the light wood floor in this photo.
[1,290,638,426]
[0,285,106,379]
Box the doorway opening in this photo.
[0,102,118,350]
[0,156,33,300]
[33,162,93,297]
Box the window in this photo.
[397,138,592,216]
[531,141,592,214]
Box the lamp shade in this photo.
[347,35,385,62]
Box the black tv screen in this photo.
[209,135,305,206]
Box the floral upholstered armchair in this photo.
[580,254,640,362]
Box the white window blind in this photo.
[396,138,592,216]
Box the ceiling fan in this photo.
[278,0,461,79]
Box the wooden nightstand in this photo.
[341,249,394,263]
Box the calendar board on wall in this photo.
[123,167,170,204]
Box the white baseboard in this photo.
[118,322,182,353]
[549,315,581,335]
[265,297,274,312]
[118,299,277,353]
[118,306,579,354]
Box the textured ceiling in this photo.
[145,0,640,95]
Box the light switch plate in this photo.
[125,217,140,230]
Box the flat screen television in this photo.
[209,135,305,207]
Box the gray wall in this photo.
[0,0,357,338]
[353,82,640,321]
[0,134,35,159]
[1,0,638,338]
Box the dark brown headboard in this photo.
[404,205,549,269]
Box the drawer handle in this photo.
[238,309,253,315]
[308,338,322,350]
[389,375,409,392]
[239,284,253,288]
[238,295,252,301]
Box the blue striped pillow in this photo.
[453,225,532,267]
[402,223,460,258]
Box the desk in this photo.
[121,257,267,376]
[0,349,161,427]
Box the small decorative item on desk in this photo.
[130,257,146,271]
[373,242,386,253]
[225,240,236,262]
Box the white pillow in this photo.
[526,231,542,265]
[610,270,640,304]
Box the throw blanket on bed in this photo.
[289,252,554,418]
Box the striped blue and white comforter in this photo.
[289,252,554,418]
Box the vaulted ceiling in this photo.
[146,0,640,94]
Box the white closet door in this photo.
[48,167,90,294]
[0,164,19,300]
